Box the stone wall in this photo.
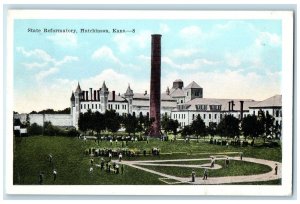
[14,114,73,127]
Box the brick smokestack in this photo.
[149,34,162,137]
[228,101,231,111]
[240,100,244,120]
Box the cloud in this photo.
[225,53,241,68]
[179,26,203,39]
[35,67,59,81]
[16,47,54,62]
[162,56,219,70]
[169,48,201,58]
[255,31,281,47]
[91,46,120,63]
[17,47,79,80]
[22,62,48,69]
[54,56,79,67]
[46,33,78,47]
[159,24,170,33]
[113,30,151,52]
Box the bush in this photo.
[28,123,43,135]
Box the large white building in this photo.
[70,79,282,129]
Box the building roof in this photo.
[108,92,127,102]
[185,81,202,89]
[174,79,183,82]
[183,98,257,111]
[132,99,177,108]
[170,88,185,97]
[249,95,282,108]
[125,84,134,97]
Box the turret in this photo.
[70,92,75,115]
[73,82,81,129]
[124,84,134,114]
[100,81,109,113]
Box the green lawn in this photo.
[13,136,281,185]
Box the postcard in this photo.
[5,10,294,196]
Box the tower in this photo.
[124,84,134,115]
[100,81,109,113]
[74,82,81,129]
[149,34,162,137]
[70,91,75,116]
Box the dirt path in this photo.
[116,157,281,185]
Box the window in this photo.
[209,114,211,119]
[203,114,206,119]
[192,114,195,120]
[88,104,89,109]
[95,104,97,109]
[92,104,94,109]
[84,104,86,109]
[215,114,217,119]
[181,100,183,103]
[276,110,279,117]
[81,104,82,109]
[253,111,255,115]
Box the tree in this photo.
[191,115,206,142]
[123,114,139,136]
[28,123,43,135]
[93,111,105,136]
[217,114,240,139]
[161,114,170,134]
[181,125,192,138]
[207,122,217,138]
[105,110,121,136]
[241,115,261,142]
[170,119,179,140]
[78,113,88,134]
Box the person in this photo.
[110,139,113,146]
[225,157,230,168]
[53,169,57,181]
[119,153,123,162]
[121,164,124,174]
[226,142,229,148]
[108,151,112,161]
[39,172,43,185]
[275,163,278,175]
[48,154,52,163]
[100,158,104,171]
[115,164,120,174]
[84,136,87,143]
[191,169,196,182]
[89,166,93,173]
[203,169,208,180]
[210,157,215,168]
[240,152,243,160]
[90,158,94,166]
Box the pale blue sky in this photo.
[14,19,282,113]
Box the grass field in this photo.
[137,160,272,178]
[13,136,281,185]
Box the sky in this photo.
[13,19,282,113]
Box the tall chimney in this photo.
[86,91,88,101]
[240,101,244,120]
[94,90,97,101]
[149,34,162,137]
[228,101,231,111]
[112,91,115,101]
[231,100,235,111]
